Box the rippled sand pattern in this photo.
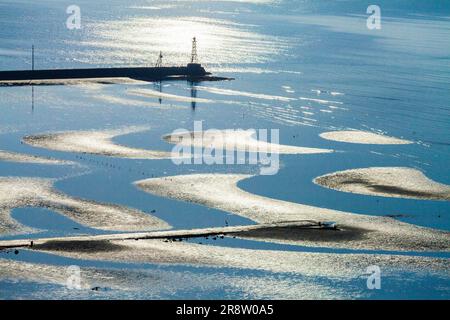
[314,167,450,200]
[0,177,170,235]
[135,174,450,251]
[23,127,172,159]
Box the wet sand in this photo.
[0,150,74,165]
[314,167,450,200]
[0,258,218,297]
[15,238,450,279]
[134,174,450,251]
[0,221,323,249]
[164,130,333,154]
[0,258,350,299]
[0,177,170,235]
[23,126,172,159]
[319,130,412,145]
[231,224,367,243]
[0,258,116,290]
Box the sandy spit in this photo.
[164,129,333,154]
[0,177,170,236]
[314,167,450,200]
[0,150,74,165]
[319,130,412,145]
[23,126,172,159]
[134,174,450,251]
[0,221,322,249]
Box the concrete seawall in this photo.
[0,63,230,83]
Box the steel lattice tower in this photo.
[191,37,198,63]
[155,51,163,67]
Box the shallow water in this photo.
[0,0,449,299]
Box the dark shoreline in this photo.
[0,64,233,85]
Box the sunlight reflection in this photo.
[74,17,288,66]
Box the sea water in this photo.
[0,0,449,299]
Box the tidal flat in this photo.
[0,0,449,300]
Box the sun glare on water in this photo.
[74,16,288,66]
